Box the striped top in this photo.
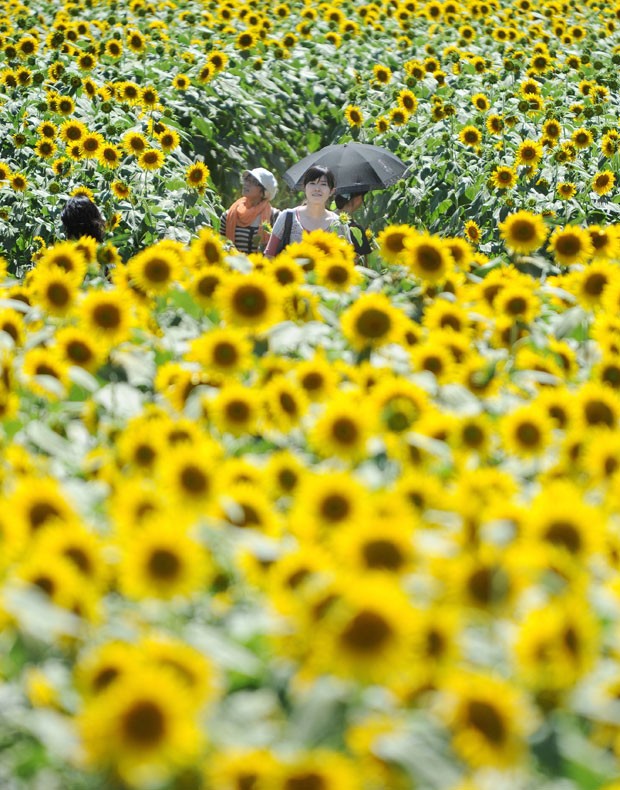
[220,207,280,255]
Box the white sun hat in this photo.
[242,167,278,201]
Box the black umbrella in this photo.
[283,142,408,194]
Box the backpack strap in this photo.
[281,209,294,250]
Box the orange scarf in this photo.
[225,197,272,248]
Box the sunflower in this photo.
[78,668,202,787]
[78,290,133,346]
[262,376,309,432]
[573,261,617,310]
[60,120,88,145]
[266,255,305,287]
[588,225,620,260]
[127,243,181,295]
[137,148,165,171]
[21,347,69,399]
[372,64,392,84]
[75,641,139,699]
[494,283,540,323]
[79,132,104,159]
[197,62,214,84]
[110,180,131,201]
[7,476,78,537]
[188,227,226,268]
[308,393,373,462]
[514,597,599,692]
[206,748,279,790]
[58,95,77,117]
[17,554,88,616]
[54,326,106,372]
[308,578,412,684]
[293,354,338,402]
[515,138,543,168]
[592,170,615,196]
[547,224,593,266]
[122,131,148,156]
[387,106,409,127]
[314,254,361,292]
[118,519,210,601]
[186,327,251,376]
[499,210,548,254]
[117,81,141,105]
[209,383,261,436]
[344,104,363,127]
[375,116,389,134]
[217,271,282,331]
[185,161,210,190]
[501,404,553,457]
[33,520,105,589]
[126,28,147,54]
[557,181,576,200]
[491,165,517,190]
[375,224,415,264]
[397,89,418,113]
[403,232,454,283]
[116,422,166,473]
[97,143,122,170]
[273,752,361,790]
[187,268,225,307]
[10,173,27,192]
[0,308,25,346]
[155,128,180,152]
[571,126,593,149]
[139,85,159,110]
[525,481,601,560]
[458,125,482,148]
[340,293,405,350]
[207,50,228,71]
[159,444,220,514]
[576,382,620,429]
[463,220,481,245]
[140,634,216,706]
[215,483,279,534]
[333,518,415,576]
[171,73,190,90]
[104,39,123,59]
[28,266,80,317]
[440,671,534,768]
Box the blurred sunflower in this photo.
[78,668,202,786]
[217,271,282,330]
[547,225,593,266]
[118,519,210,601]
[340,292,405,350]
[499,210,548,254]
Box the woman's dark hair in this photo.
[334,190,367,210]
[302,165,335,189]
[61,196,105,242]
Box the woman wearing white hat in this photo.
[221,167,280,255]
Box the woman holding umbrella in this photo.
[264,166,350,258]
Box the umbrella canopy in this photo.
[283,142,408,194]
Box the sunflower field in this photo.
[4,0,620,788]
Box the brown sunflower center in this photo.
[340,610,393,654]
[148,548,181,580]
[122,700,166,746]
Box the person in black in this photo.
[333,190,373,262]
[61,196,106,242]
